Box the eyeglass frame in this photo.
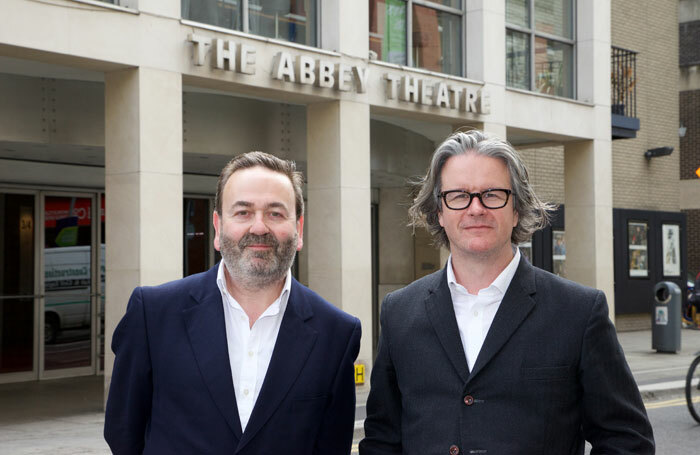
[439,188,513,210]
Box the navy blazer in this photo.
[105,265,361,454]
[360,257,654,455]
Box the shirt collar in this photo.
[446,247,521,295]
[216,261,292,316]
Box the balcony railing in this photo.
[611,46,640,139]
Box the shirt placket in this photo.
[239,319,260,428]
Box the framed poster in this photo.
[662,224,680,277]
[628,221,648,278]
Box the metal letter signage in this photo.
[186,35,489,115]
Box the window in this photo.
[370,0,464,76]
[506,0,575,98]
[183,0,317,47]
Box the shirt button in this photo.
[473,311,479,317]
[243,389,249,396]
[449,445,460,455]
[463,395,474,406]
[248,351,254,357]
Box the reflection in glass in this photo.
[44,196,92,370]
[506,29,530,90]
[182,0,242,32]
[552,230,566,277]
[535,0,573,39]
[0,193,35,374]
[369,0,407,64]
[412,4,462,76]
[628,221,648,278]
[427,0,462,9]
[534,37,573,98]
[184,198,210,277]
[249,0,316,46]
[506,0,530,28]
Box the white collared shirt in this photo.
[447,248,521,372]
[216,262,292,432]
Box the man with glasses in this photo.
[360,130,653,454]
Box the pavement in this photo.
[1,327,700,454]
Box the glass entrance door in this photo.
[42,194,96,376]
[0,192,37,381]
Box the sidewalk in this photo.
[617,326,700,398]
[1,328,699,454]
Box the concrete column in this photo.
[104,67,183,400]
[467,1,507,136]
[564,139,615,317]
[577,0,610,105]
[306,100,372,381]
[466,0,506,85]
[320,0,369,57]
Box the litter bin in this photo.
[652,281,681,353]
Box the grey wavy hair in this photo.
[409,130,555,248]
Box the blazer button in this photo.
[449,445,460,455]
[463,395,474,406]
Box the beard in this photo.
[220,230,298,290]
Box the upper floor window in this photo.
[183,0,317,47]
[506,0,575,98]
[369,0,464,76]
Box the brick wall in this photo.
[518,146,565,205]
[680,89,700,179]
[611,0,680,211]
[683,209,700,276]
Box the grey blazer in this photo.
[360,257,654,455]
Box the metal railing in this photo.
[611,46,637,118]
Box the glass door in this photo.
[41,194,96,377]
[0,192,38,382]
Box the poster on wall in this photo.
[628,221,648,278]
[662,224,680,277]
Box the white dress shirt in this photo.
[216,262,291,432]
[447,248,521,372]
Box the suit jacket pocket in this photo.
[521,366,571,381]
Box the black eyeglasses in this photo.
[439,189,513,210]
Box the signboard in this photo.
[187,34,490,115]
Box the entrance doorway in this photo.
[0,190,104,383]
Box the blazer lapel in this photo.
[467,257,537,383]
[425,269,470,383]
[183,266,243,440]
[236,279,318,452]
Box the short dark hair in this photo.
[409,130,555,247]
[215,151,304,220]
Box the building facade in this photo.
[680,0,700,281]
[0,0,681,395]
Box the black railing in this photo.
[611,46,637,117]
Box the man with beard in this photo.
[105,152,361,454]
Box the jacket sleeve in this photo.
[104,287,153,455]
[313,318,362,455]
[580,291,655,454]
[359,294,403,455]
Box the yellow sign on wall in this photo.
[354,364,365,385]
[696,166,700,178]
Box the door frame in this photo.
[40,190,100,380]
[0,188,41,384]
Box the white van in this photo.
[44,245,104,343]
